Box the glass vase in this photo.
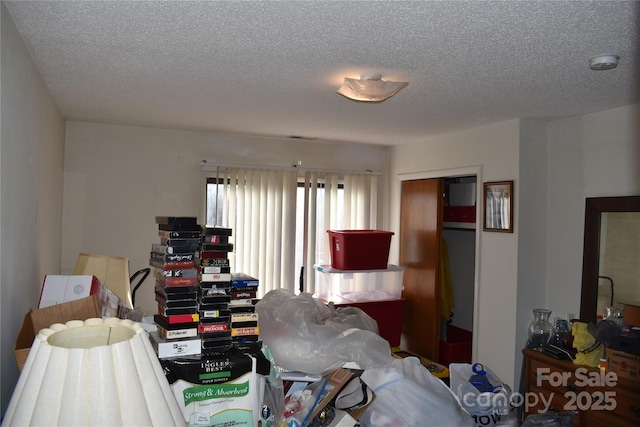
[528,308,553,348]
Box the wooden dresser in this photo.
[523,348,640,426]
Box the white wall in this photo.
[515,118,550,389]
[62,122,389,315]
[1,3,65,416]
[388,120,521,387]
[546,105,640,318]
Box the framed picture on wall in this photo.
[483,180,513,233]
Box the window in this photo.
[294,181,344,292]
[205,167,379,297]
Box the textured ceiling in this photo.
[4,1,639,146]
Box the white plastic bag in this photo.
[359,357,476,427]
[449,363,519,427]
[255,289,393,375]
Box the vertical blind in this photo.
[205,165,379,297]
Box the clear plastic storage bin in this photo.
[314,264,404,303]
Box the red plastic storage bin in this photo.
[443,206,476,223]
[439,325,472,366]
[334,299,405,347]
[328,230,394,270]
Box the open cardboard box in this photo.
[14,295,101,370]
[14,254,138,371]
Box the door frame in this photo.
[398,165,482,362]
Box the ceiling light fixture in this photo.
[589,55,619,71]
[337,73,408,102]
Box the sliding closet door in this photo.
[400,178,443,360]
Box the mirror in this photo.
[580,195,640,323]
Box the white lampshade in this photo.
[74,253,133,309]
[3,318,185,426]
[337,73,408,102]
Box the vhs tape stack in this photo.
[150,216,202,358]
[148,222,270,426]
[199,226,234,355]
[230,273,260,349]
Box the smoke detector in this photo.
[589,55,619,71]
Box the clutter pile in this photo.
[256,289,476,427]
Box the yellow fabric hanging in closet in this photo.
[440,239,455,321]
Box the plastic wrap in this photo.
[255,289,393,375]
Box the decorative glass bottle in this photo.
[528,308,553,348]
[549,317,569,347]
